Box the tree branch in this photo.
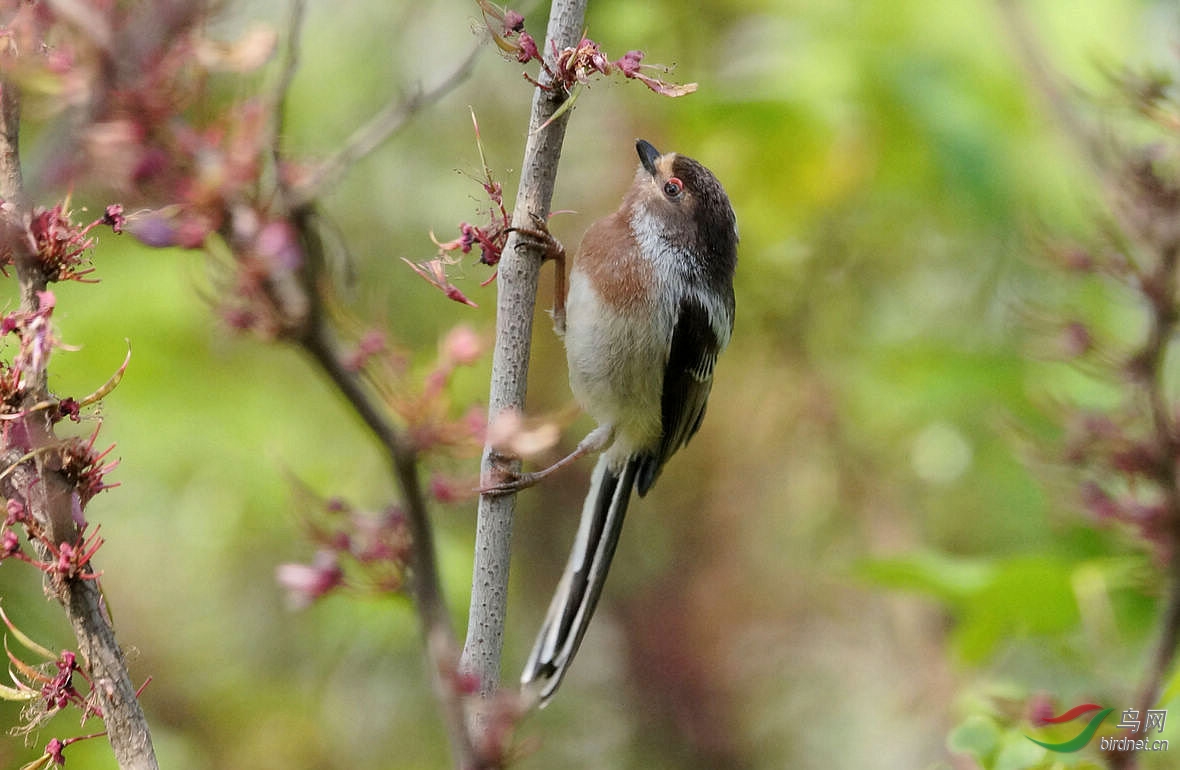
[298,304,477,768]
[267,12,481,763]
[998,6,1180,767]
[0,80,22,206]
[0,79,159,770]
[267,0,307,177]
[288,44,482,209]
[461,0,588,700]
[1114,244,1180,770]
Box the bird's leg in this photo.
[509,212,567,335]
[480,424,613,496]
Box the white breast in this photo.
[563,268,671,457]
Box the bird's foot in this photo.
[478,453,552,497]
[509,212,567,335]
[509,212,565,263]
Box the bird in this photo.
[500,138,738,706]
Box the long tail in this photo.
[521,454,638,705]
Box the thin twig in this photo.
[461,0,588,703]
[288,44,482,209]
[268,0,307,176]
[995,0,1106,170]
[266,7,481,766]
[299,317,478,768]
[0,78,159,770]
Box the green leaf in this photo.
[948,714,1002,762]
[861,551,1084,662]
[857,551,994,606]
[952,556,1081,662]
[994,730,1046,770]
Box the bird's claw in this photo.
[506,212,568,336]
[478,453,544,497]
[509,213,564,263]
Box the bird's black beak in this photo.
[636,139,661,177]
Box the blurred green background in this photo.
[3,0,1179,768]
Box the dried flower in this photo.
[276,550,345,609]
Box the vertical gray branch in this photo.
[461,0,588,697]
[0,80,22,204]
[0,79,159,770]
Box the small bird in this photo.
[505,139,738,705]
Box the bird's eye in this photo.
[663,178,684,198]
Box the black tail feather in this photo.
[520,455,638,704]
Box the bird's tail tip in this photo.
[519,668,555,710]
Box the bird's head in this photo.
[625,139,738,275]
